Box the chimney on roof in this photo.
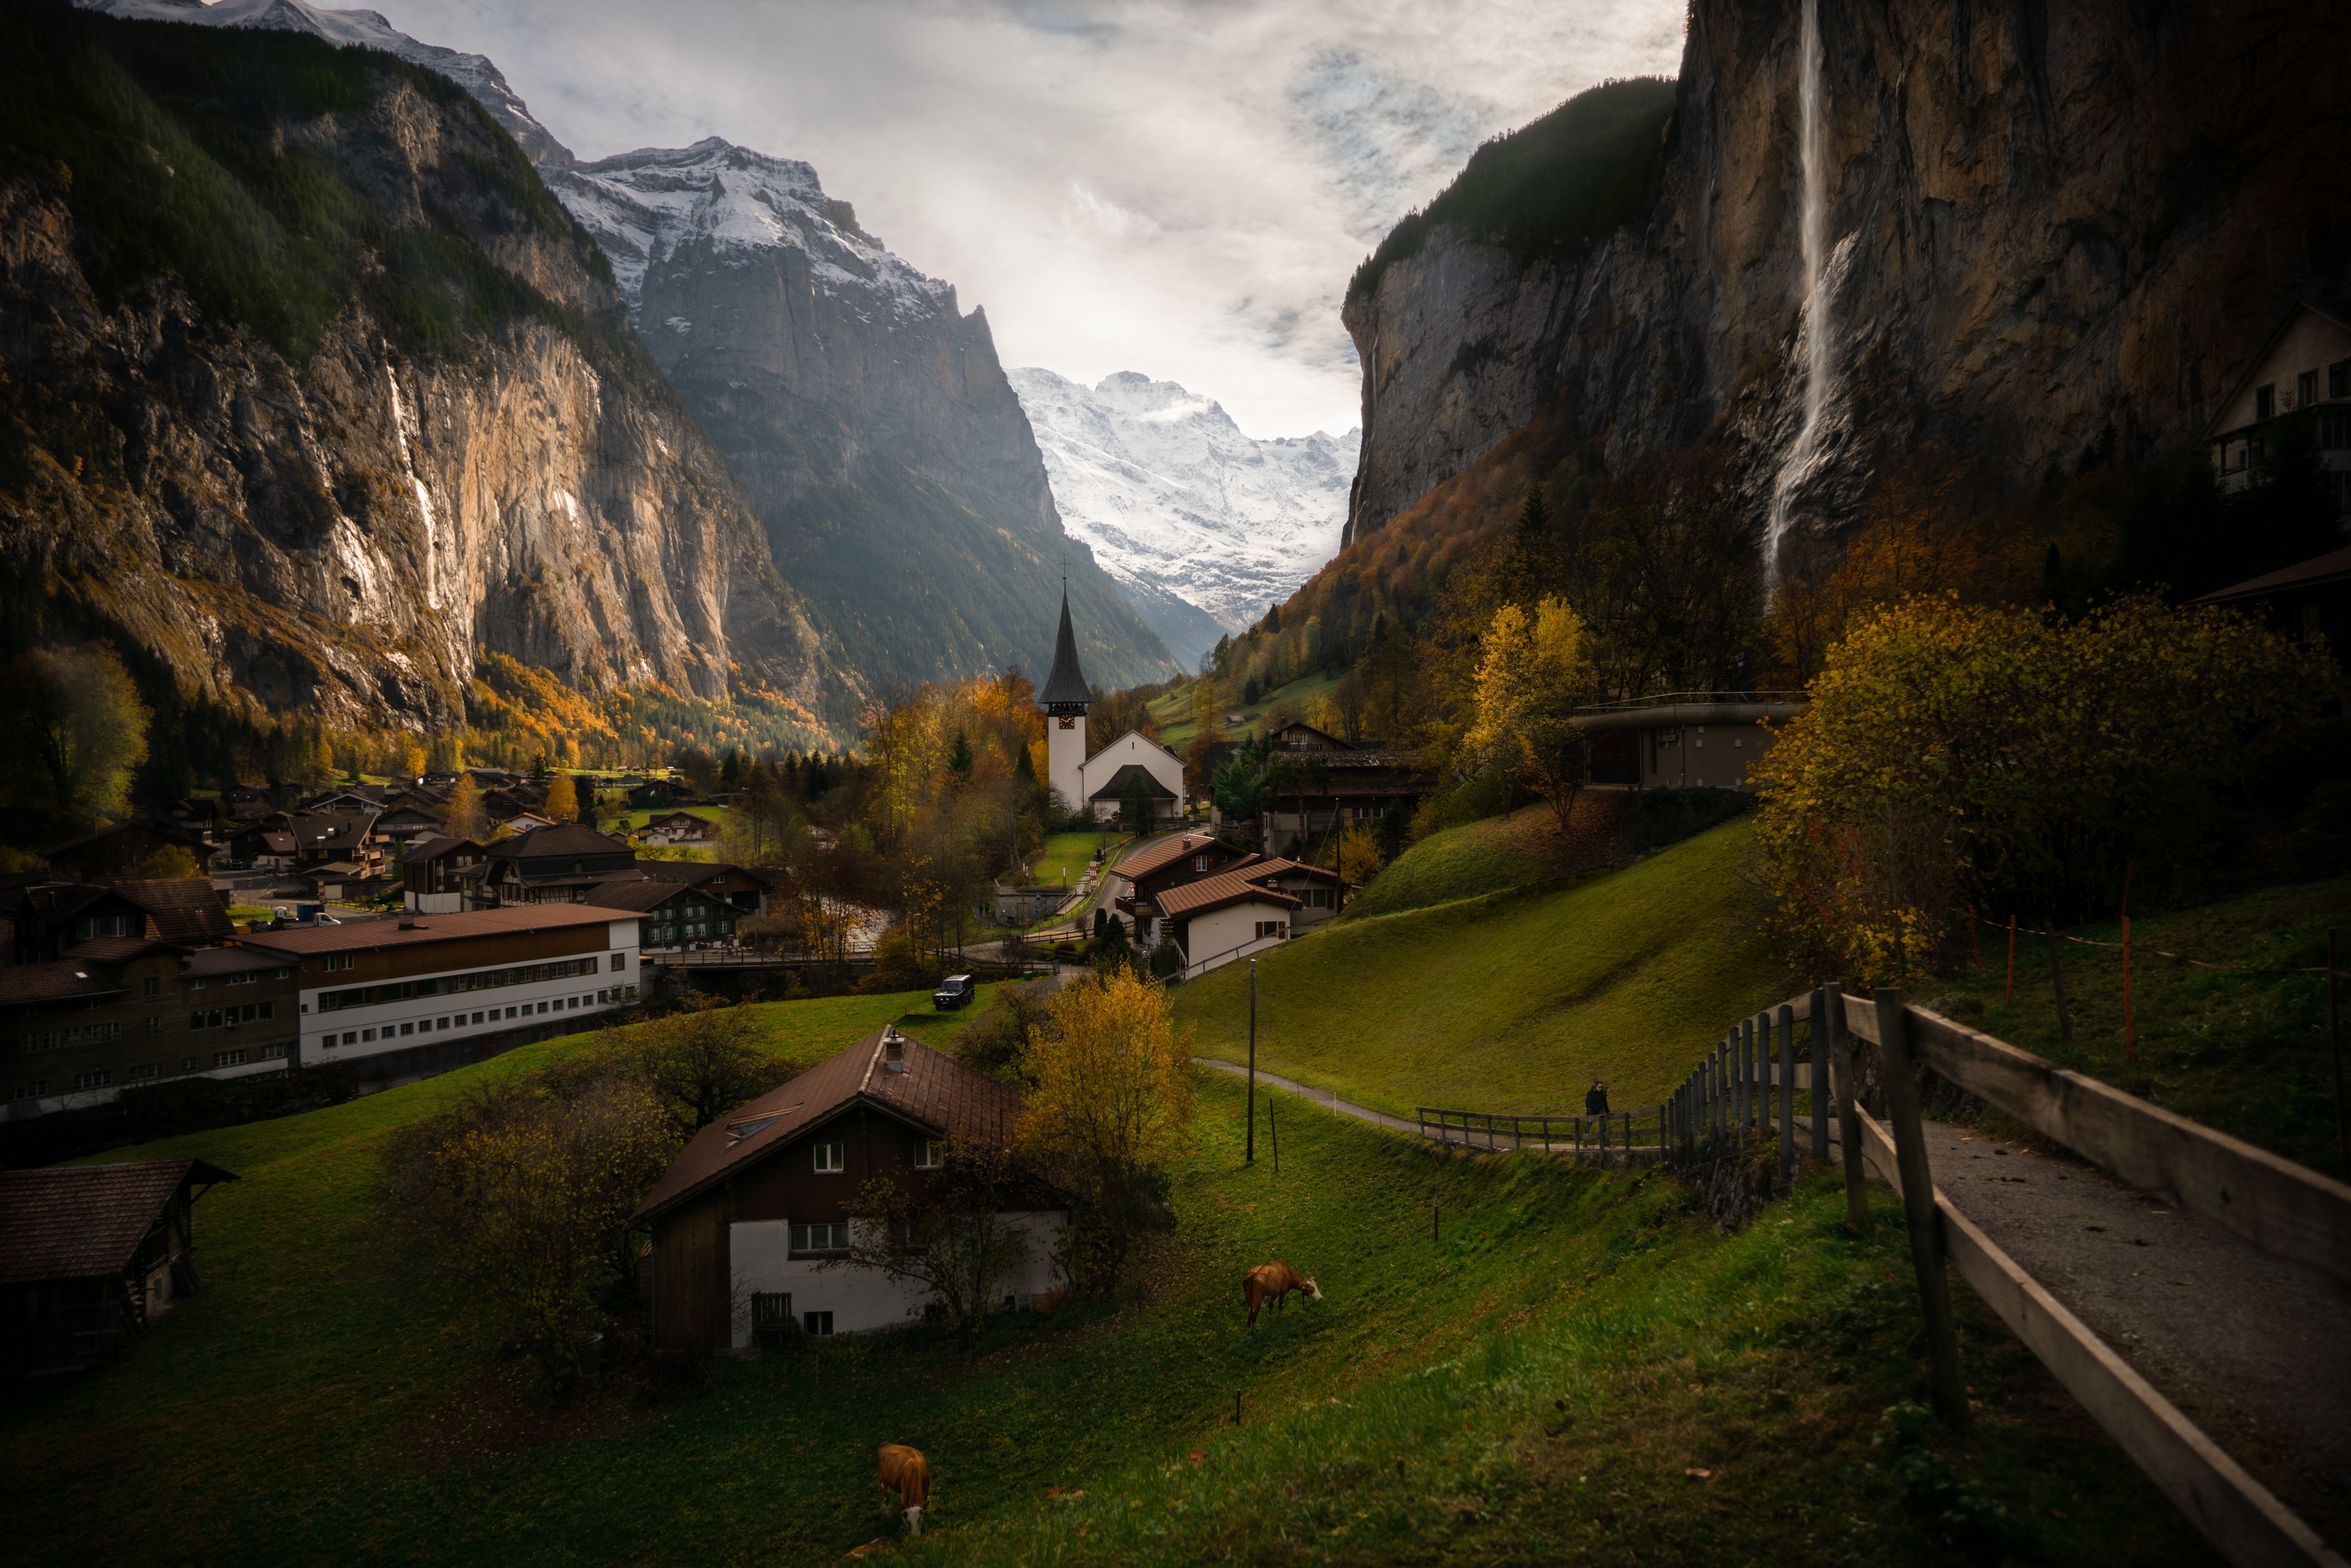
[397,916,416,929]
[883,1027,905,1074]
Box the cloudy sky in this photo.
[371,0,1686,438]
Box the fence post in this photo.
[1599,1110,1610,1163]
[1876,987,1968,1428]
[1809,985,1831,1164]
[1831,982,1868,1231]
[1734,1019,1749,1132]
[1777,1002,1796,1190]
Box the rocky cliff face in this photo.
[0,11,833,739]
[547,140,1178,693]
[1343,0,2349,552]
[1010,368,1356,667]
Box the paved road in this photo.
[1195,1058,1420,1135]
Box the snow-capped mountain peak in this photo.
[542,139,956,326]
[1010,368,1358,668]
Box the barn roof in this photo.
[630,1027,1026,1225]
[113,878,236,947]
[1038,585,1092,710]
[0,1160,237,1284]
[1154,867,1303,919]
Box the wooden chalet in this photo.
[0,1158,237,1375]
[631,1027,1065,1349]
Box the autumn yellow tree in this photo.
[399,741,428,779]
[2,643,150,826]
[444,774,490,841]
[1018,971,1193,1293]
[1753,593,2320,983]
[1464,596,1598,835]
[543,773,580,822]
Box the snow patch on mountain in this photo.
[542,141,955,328]
[1010,368,1357,667]
[80,0,571,164]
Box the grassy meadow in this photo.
[1178,820,1788,1117]
[2,1045,2203,1566]
[1340,801,1589,920]
[1148,670,1349,752]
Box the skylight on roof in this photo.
[726,1105,800,1144]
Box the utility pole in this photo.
[1247,958,1258,1164]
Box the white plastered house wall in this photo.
[726,1211,1068,1342]
[1180,898,1291,978]
[1076,730,1187,822]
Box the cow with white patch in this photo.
[877,1443,929,1536]
[1243,1261,1322,1328]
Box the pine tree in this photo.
[1515,483,1552,538]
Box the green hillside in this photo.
[1177,820,1785,1116]
[3,1045,2197,1566]
[1149,668,1349,752]
[1342,801,1575,918]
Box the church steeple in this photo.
[1038,581,1091,715]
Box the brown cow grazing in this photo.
[1243,1262,1323,1328]
[878,1443,930,1536]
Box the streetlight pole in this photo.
[1247,958,1258,1164]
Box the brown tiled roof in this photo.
[236,902,624,958]
[630,1027,1025,1224]
[1244,858,1339,885]
[579,879,697,913]
[403,837,483,865]
[487,823,631,862]
[1114,833,1227,884]
[63,935,170,964]
[182,946,293,978]
[112,878,235,947]
[0,960,129,1005]
[0,1161,237,1284]
[1154,868,1302,918]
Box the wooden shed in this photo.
[0,1158,237,1377]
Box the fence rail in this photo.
[1416,1105,1665,1161]
[1657,983,2351,1568]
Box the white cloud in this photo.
[371,0,1686,437]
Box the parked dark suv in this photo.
[933,973,976,1010]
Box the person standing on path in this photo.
[1586,1080,1610,1117]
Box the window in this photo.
[2332,359,2349,400]
[362,1028,376,1042]
[146,1016,160,1035]
[1254,920,1289,940]
[125,1063,157,1082]
[9,1081,46,1102]
[2257,382,2276,420]
[1193,854,1209,872]
[179,1056,197,1072]
[813,1141,846,1173]
[74,1070,110,1091]
[791,1222,849,1254]
[259,1044,287,1060]
[915,1139,943,1169]
[610,953,627,971]
[142,975,160,998]
[212,1050,246,1067]
[471,1012,484,1025]
[399,1023,414,1037]
[802,1310,835,1337]
[2300,370,2320,409]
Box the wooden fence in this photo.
[1417,1105,1665,1161]
[1666,983,2351,1568]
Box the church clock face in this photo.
[1058,716,1077,730]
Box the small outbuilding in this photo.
[0,1158,237,1377]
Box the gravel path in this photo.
[1842,1118,2351,1547]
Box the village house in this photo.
[2205,299,2351,516]
[1229,722,1425,858]
[0,1158,237,1377]
[286,813,382,877]
[639,810,722,846]
[632,1027,1066,1350]
[237,903,641,1086]
[470,823,638,907]
[402,837,486,915]
[1038,585,1190,824]
[1568,693,1809,791]
[1154,869,1302,977]
[582,877,742,951]
[1,935,300,1118]
[228,827,297,871]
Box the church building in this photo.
[1039,585,1187,826]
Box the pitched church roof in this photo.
[1039,585,1092,711]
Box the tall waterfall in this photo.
[1765,0,1828,595]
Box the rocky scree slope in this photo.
[545,140,1176,693]
[2,7,835,739]
[1009,368,1356,669]
[1341,0,2350,552]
